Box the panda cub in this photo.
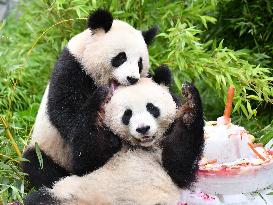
[24,76,204,205]
[22,9,158,188]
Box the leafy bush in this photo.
[0,0,272,203]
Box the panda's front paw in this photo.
[92,86,112,108]
[179,82,202,126]
[182,82,198,108]
[92,86,113,126]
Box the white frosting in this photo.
[203,117,254,163]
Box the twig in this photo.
[0,116,22,159]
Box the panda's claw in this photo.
[181,82,194,98]
[181,83,197,107]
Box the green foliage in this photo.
[205,0,273,67]
[255,120,273,146]
[157,23,273,120]
[0,0,273,203]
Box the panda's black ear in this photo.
[152,65,172,87]
[142,25,159,45]
[87,9,113,33]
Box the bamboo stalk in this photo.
[0,116,22,159]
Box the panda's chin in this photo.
[139,139,155,147]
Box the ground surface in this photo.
[0,2,8,20]
[181,187,273,205]
[0,0,17,21]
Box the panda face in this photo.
[110,50,144,86]
[120,102,160,147]
[104,78,177,147]
[67,20,150,87]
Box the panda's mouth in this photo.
[110,79,120,92]
[136,136,155,146]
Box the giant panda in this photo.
[24,73,205,205]
[21,9,159,189]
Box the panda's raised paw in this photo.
[179,82,202,126]
[181,82,200,108]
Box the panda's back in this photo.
[106,149,180,204]
[103,148,180,193]
[52,148,180,205]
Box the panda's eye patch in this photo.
[138,57,143,73]
[122,109,132,125]
[112,52,127,67]
[146,103,160,118]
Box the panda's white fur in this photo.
[67,20,149,86]
[43,78,181,205]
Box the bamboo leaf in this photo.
[35,142,43,169]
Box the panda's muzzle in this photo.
[136,125,150,134]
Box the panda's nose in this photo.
[127,76,138,85]
[136,126,150,135]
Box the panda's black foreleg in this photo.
[69,87,122,176]
[162,83,204,189]
[48,48,121,177]
[24,187,59,205]
[21,148,69,189]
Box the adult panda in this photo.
[24,71,205,205]
[21,9,158,188]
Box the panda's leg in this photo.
[22,147,69,189]
[162,83,205,189]
[24,188,60,205]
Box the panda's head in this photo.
[67,9,158,87]
[104,72,177,147]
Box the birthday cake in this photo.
[196,87,273,194]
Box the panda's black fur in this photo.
[88,9,113,32]
[22,148,69,188]
[21,9,158,189]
